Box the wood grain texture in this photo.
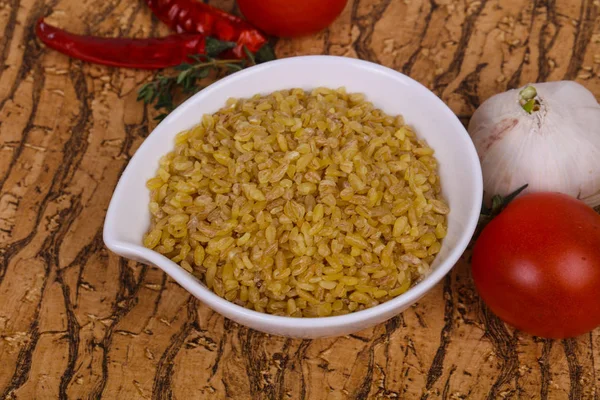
[1,0,600,398]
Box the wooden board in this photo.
[1,0,599,398]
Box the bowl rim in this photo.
[104,55,483,330]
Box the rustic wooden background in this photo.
[1,0,599,398]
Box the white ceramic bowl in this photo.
[103,56,482,339]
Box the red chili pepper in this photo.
[144,0,267,57]
[35,18,215,69]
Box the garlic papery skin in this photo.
[468,81,600,207]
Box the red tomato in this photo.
[472,192,600,338]
[237,0,348,38]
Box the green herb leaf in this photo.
[136,87,146,102]
[225,63,244,71]
[183,85,202,95]
[155,90,174,110]
[147,89,158,104]
[174,63,193,71]
[188,54,206,63]
[154,113,169,121]
[205,37,237,57]
[255,43,276,64]
[177,69,191,84]
[137,83,153,102]
[194,67,211,79]
[243,46,256,66]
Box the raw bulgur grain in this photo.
[143,87,449,317]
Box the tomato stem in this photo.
[471,184,530,246]
[483,184,530,217]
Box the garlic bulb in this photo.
[468,81,600,207]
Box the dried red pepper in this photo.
[144,0,268,57]
[35,18,235,69]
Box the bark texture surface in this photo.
[1,0,600,399]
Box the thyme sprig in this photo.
[137,41,275,121]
